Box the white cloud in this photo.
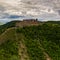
[0,0,60,22]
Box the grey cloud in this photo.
[0,5,5,12]
[0,0,60,21]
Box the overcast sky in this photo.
[0,0,60,22]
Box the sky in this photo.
[0,0,60,23]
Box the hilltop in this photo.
[0,19,41,34]
[0,19,60,60]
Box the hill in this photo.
[0,20,60,60]
[0,22,3,25]
[0,21,17,34]
[45,21,60,24]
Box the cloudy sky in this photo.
[0,0,60,22]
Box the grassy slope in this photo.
[0,21,60,60]
[0,28,20,60]
[16,24,60,60]
[0,21,17,34]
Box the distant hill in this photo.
[0,22,3,25]
[45,21,60,24]
[0,20,60,60]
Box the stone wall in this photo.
[16,19,40,27]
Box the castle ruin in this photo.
[16,19,40,27]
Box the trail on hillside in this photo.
[0,27,52,60]
[0,27,15,36]
[19,41,29,60]
[37,40,52,60]
[0,27,30,60]
[14,27,30,60]
[14,26,52,60]
[0,27,15,44]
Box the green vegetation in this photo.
[0,21,60,60]
[46,21,60,24]
[0,21,16,34]
[0,40,19,60]
[0,22,3,25]
[17,24,60,60]
[0,28,20,60]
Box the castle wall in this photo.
[16,19,40,27]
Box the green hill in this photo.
[0,21,17,34]
[0,21,60,60]
[0,22,3,25]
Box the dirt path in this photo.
[19,41,29,60]
[37,40,52,60]
[40,46,52,60]
[0,27,15,44]
[43,52,52,60]
[14,27,29,60]
[14,26,52,60]
[0,27,52,60]
[0,27,15,37]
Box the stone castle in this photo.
[16,19,40,27]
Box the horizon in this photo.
[0,19,60,25]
